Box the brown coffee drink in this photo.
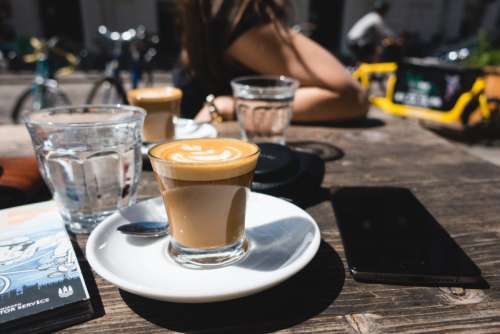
[127,86,182,142]
[149,138,259,250]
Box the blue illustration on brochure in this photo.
[0,207,89,323]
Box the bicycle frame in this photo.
[11,37,75,123]
[31,56,54,110]
[87,26,157,105]
[98,26,156,89]
[104,38,122,79]
[100,40,124,103]
[100,27,147,90]
[24,37,76,111]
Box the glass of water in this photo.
[25,105,145,234]
[231,75,299,145]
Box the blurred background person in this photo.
[173,0,368,123]
[346,0,397,63]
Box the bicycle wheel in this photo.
[11,86,71,124]
[86,78,128,105]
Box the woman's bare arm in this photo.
[194,87,367,123]
[292,86,368,121]
[194,23,368,122]
[227,23,369,121]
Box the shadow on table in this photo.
[293,117,385,129]
[281,146,330,209]
[70,238,106,320]
[288,140,344,162]
[237,216,317,272]
[253,141,340,209]
[425,123,500,147]
[286,142,339,209]
[120,241,345,333]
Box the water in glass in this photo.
[25,106,145,233]
[235,96,293,145]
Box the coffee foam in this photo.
[149,138,259,181]
[127,86,182,104]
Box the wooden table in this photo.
[3,114,500,333]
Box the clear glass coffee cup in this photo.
[148,138,260,268]
[231,75,299,145]
[24,105,145,233]
[127,86,182,142]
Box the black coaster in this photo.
[252,143,300,191]
[252,143,325,205]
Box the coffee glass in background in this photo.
[127,86,182,142]
[231,75,299,145]
[148,138,260,268]
[25,105,145,234]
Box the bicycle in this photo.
[11,37,78,123]
[86,25,159,105]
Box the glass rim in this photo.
[23,104,146,128]
[231,75,299,89]
[148,138,260,166]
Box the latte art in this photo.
[171,145,243,163]
[149,138,259,181]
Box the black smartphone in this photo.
[332,187,483,286]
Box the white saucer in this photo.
[86,192,321,303]
[173,118,218,140]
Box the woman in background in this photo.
[174,0,368,122]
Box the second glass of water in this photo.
[25,105,145,234]
[231,75,298,145]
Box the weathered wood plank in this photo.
[53,115,500,333]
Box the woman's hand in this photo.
[194,95,235,122]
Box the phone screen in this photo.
[332,187,482,285]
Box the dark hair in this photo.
[374,0,390,15]
[177,0,289,91]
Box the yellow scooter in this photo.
[353,60,493,129]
